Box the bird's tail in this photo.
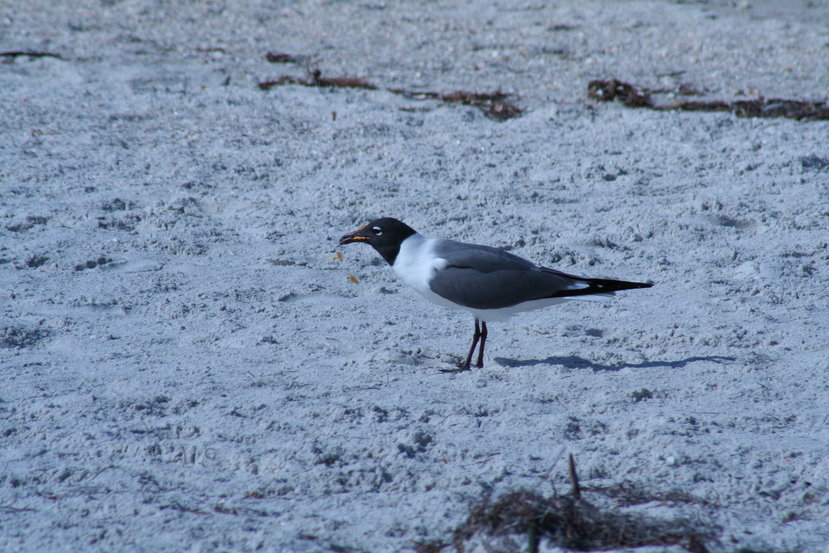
[542,268,653,299]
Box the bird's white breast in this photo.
[392,235,457,309]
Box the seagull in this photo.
[339,217,653,372]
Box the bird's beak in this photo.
[339,225,370,246]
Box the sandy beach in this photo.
[2,1,828,551]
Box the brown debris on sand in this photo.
[259,59,522,121]
[588,79,829,121]
[415,455,716,553]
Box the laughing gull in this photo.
[339,217,653,372]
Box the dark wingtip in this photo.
[549,277,653,299]
[618,280,653,290]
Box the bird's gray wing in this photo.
[428,240,584,309]
[430,239,537,272]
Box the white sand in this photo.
[2,1,828,551]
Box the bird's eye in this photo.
[371,226,383,235]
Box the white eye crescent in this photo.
[372,226,382,235]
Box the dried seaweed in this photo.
[450,490,712,553]
[265,52,300,64]
[415,455,716,553]
[588,79,829,121]
[259,60,521,121]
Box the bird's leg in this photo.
[475,321,487,368]
[459,319,482,371]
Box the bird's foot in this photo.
[440,361,471,373]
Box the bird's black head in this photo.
[339,217,417,265]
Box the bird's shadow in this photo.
[493,355,737,372]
